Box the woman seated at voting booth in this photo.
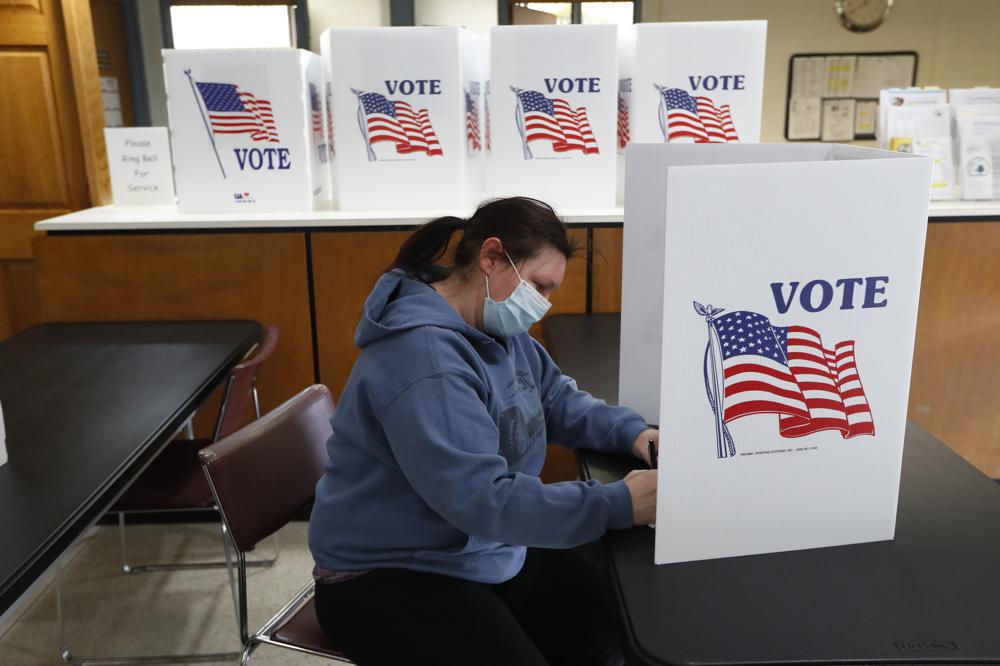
[308,197,659,665]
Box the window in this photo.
[169,4,296,49]
[511,1,635,26]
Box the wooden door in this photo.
[0,0,109,339]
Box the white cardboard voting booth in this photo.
[321,27,483,211]
[163,49,328,213]
[617,21,767,202]
[488,25,618,208]
[618,143,932,564]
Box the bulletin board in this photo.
[784,51,917,142]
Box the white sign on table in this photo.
[105,127,176,205]
[619,143,932,564]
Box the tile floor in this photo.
[0,521,332,665]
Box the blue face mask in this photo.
[483,251,552,338]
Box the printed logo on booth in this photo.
[693,275,888,459]
[511,78,602,160]
[353,79,444,161]
[185,69,292,180]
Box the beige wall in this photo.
[644,0,1000,142]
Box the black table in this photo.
[0,321,260,616]
[544,313,1000,665]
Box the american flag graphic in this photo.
[485,94,491,153]
[703,308,874,458]
[657,86,739,143]
[617,94,629,151]
[465,90,481,154]
[309,83,323,137]
[515,89,599,155]
[355,90,442,157]
[195,81,278,143]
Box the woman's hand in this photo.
[631,428,659,466]
[624,469,657,525]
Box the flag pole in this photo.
[352,89,376,162]
[510,87,532,160]
[655,84,668,143]
[185,69,226,179]
[695,302,735,459]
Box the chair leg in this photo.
[117,510,278,573]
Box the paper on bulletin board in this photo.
[100,76,124,128]
[852,55,914,98]
[791,56,826,99]
[621,143,933,565]
[788,98,821,140]
[854,100,877,136]
[824,55,856,98]
[821,99,855,141]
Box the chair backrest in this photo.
[213,324,279,441]
[199,384,334,552]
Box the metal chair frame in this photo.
[116,376,279,574]
[56,330,280,664]
[204,467,352,666]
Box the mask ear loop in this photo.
[504,250,524,282]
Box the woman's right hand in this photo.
[623,469,657,526]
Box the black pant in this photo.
[313,543,625,666]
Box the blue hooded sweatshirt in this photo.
[308,268,648,584]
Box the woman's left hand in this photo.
[632,428,659,466]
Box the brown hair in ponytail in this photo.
[388,197,578,279]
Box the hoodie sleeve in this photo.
[529,338,648,456]
[378,370,634,547]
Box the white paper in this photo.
[957,110,1000,200]
[105,127,177,205]
[852,55,914,99]
[911,136,955,199]
[877,88,947,149]
[824,55,856,98]
[854,100,877,136]
[787,98,821,140]
[790,56,826,99]
[621,143,933,564]
[100,76,124,128]
[821,98,855,141]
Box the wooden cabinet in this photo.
[34,232,314,437]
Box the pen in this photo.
[648,437,657,470]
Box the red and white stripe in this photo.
[722,354,810,423]
[365,101,443,156]
[209,90,278,143]
[617,96,630,150]
[466,110,481,152]
[666,97,739,144]
[777,326,875,438]
[524,98,599,155]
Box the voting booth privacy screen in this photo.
[321,27,484,210]
[163,49,328,213]
[488,25,618,209]
[616,21,767,202]
[619,143,933,564]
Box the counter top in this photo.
[34,199,1000,232]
